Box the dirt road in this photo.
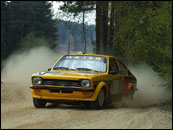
[1,82,172,129]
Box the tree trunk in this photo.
[96,1,100,54]
[103,1,108,54]
[98,1,108,54]
[109,2,115,55]
[99,6,105,54]
[68,24,71,54]
[82,11,87,53]
[21,22,24,49]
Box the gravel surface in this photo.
[1,82,172,129]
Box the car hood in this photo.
[32,71,106,80]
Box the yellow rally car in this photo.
[30,54,137,109]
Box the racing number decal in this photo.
[112,80,119,95]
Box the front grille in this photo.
[42,79,81,87]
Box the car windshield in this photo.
[53,55,107,72]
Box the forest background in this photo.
[1,1,172,90]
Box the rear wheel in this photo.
[90,89,105,110]
[33,98,47,108]
[104,91,111,106]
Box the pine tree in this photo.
[1,1,58,63]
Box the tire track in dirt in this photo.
[1,99,172,129]
[1,81,172,129]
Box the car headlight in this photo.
[81,80,91,88]
[32,77,42,85]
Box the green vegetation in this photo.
[1,1,58,61]
[111,1,172,89]
[22,32,49,50]
[1,1,95,62]
[159,100,172,112]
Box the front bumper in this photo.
[30,86,96,101]
[30,86,94,92]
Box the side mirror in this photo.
[48,68,51,71]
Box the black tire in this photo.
[33,98,47,108]
[90,89,105,110]
[104,91,111,106]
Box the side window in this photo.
[117,60,127,75]
[128,70,132,76]
[109,58,118,74]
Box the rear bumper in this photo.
[30,86,96,101]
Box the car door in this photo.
[108,58,122,97]
[116,59,129,95]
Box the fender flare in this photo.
[89,81,109,101]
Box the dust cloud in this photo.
[1,48,171,107]
[1,46,60,83]
[114,63,171,108]
[1,46,61,103]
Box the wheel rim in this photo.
[98,90,104,107]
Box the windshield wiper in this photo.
[75,68,100,73]
[53,67,75,71]
[75,68,92,71]
[91,69,101,73]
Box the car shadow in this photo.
[45,102,117,110]
[45,103,91,110]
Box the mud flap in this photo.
[123,83,133,96]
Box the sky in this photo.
[51,1,96,25]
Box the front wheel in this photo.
[33,98,47,108]
[90,89,105,110]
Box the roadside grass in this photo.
[158,100,172,113]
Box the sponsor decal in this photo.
[65,55,105,61]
